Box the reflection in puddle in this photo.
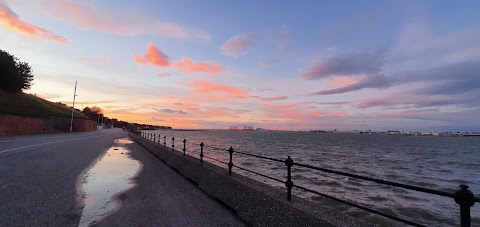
[115,138,134,144]
[77,138,142,227]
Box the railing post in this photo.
[183,139,186,156]
[172,137,175,151]
[153,135,156,143]
[454,184,475,227]
[284,156,294,201]
[228,147,234,176]
[164,136,166,148]
[157,135,160,145]
[200,142,204,163]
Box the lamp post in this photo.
[69,81,78,132]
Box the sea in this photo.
[144,129,479,226]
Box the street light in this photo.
[69,81,78,132]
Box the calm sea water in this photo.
[144,129,480,226]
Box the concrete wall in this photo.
[129,133,369,227]
[0,114,97,136]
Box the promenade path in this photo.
[0,129,244,226]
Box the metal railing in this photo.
[139,132,479,227]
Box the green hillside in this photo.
[0,90,91,119]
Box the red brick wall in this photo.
[73,118,96,132]
[0,114,97,136]
[0,114,46,136]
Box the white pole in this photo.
[69,80,77,132]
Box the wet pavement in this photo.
[0,129,123,227]
[77,138,142,226]
[0,129,245,226]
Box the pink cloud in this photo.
[0,3,67,43]
[203,108,230,116]
[79,56,110,62]
[328,76,362,88]
[220,34,255,57]
[263,104,298,110]
[189,79,248,98]
[356,97,390,109]
[255,96,288,102]
[310,111,349,117]
[173,102,200,110]
[263,101,316,110]
[134,43,170,68]
[261,109,349,123]
[45,0,210,40]
[176,57,224,75]
[157,72,172,78]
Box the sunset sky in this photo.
[1,0,480,131]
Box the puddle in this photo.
[77,138,142,227]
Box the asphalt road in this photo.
[0,129,244,226]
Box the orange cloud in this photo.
[176,57,224,75]
[0,4,67,43]
[189,79,248,98]
[255,96,288,102]
[134,43,170,68]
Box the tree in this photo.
[0,49,34,93]
[83,106,103,121]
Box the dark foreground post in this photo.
[183,139,186,156]
[172,137,175,151]
[200,142,204,163]
[164,136,166,148]
[454,184,475,227]
[157,135,160,145]
[285,156,294,201]
[228,147,234,176]
[153,135,156,143]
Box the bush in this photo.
[0,50,34,93]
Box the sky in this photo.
[1,0,480,131]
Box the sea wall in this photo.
[0,114,96,136]
[129,133,368,227]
